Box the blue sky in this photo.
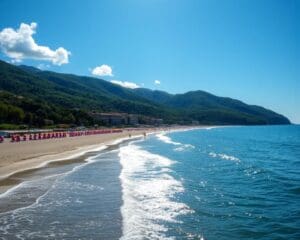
[0,0,299,123]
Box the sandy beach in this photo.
[0,129,155,181]
[0,126,201,195]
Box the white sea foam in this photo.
[209,152,240,162]
[156,126,222,151]
[156,133,195,153]
[205,126,217,130]
[156,133,182,145]
[174,144,195,152]
[119,144,193,240]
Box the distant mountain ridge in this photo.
[133,88,290,125]
[0,60,290,128]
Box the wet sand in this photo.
[0,138,132,213]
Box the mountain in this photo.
[0,60,290,128]
[132,88,290,125]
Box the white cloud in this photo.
[0,22,70,65]
[37,63,50,70]
[110,80,139,89]
[91,64,113,77]
[154,80,161,85]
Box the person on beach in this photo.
[0,135,4,143]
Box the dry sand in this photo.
[0,129,153,180]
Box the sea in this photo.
[0,125,299,240]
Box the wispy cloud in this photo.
[154,80,161,85]
[0,22,70,65]
[110,80,139,89]
[91,64,113,77]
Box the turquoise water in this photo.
[0,125,299,239]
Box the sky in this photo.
[0,0,299,123]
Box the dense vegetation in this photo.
[133,89,291,125]
[0,60,290,128]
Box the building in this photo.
[191,120,200,125]
[90,112,128,125]
[90,112,163,126]
[152,118,163,126]
[139,116,163,126]
[128,114,139,125]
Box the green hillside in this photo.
[0,60,290,128]
[133,89,290,125]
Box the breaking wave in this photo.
[209,152,240,162]
[156,133,195,152]
[119,144,193,240]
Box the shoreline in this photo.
[0,132,146,197]
[0,126,209,195]
[0,129,151,180]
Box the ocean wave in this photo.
[119,144,193,240]
[174,144,195,152]
[156,133,195,152]
[156,133,182,146]
[209,152,240,162]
